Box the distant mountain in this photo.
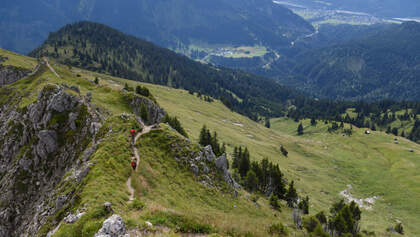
[0,0,314,54]
[272,22,420,101]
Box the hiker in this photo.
[131,158,137,171]
[130,128,136,144]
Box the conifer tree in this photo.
[265,117,271,128]
[139,103,149,122]
[286,181,298,207]
[297,123,304,135]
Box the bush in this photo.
[268,223,288,236]
[280,145,288,157]
[269,194,281,211]
[162,114,188,137]
[129,199,145,210]
[395,223,404,235]
[136,85,150,97]
[147,211,215,234]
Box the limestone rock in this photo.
[0,64,30,86]
[127,94,165,125]
[215,154,228,170]
[203,145,216,162]
[36,130,58,158]
[94,214,129,237]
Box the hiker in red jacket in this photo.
[131,159,137,171]
[130,128,135,144]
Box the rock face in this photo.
[172,139,240,190]
[0,64,31,86]
[94,215,129,237]
[0,84,103,236]
[215,154,241,189]
[126,93,165,125]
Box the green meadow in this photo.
[1,48,418,236]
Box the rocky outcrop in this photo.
[125,92,165,125]
[94,214,129,237]
[0,84,103,236]
[215,154,241,189]
[0,64,31,86]
[172,139,240,190]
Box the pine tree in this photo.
[298,196,309,214]
[265,117,271,128]
[286,181,298,208]
[297,123,304,135]
[94,77,99,85]
[232,146,239,169]
[239,147,250,178]
[199,125,209,146]
[311,118,317,126]
[139,103,149,122]
[245,170,258,192]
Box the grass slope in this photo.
[2,49,418,236]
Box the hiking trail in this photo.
[127,122,154,202]
[43,58,60,78]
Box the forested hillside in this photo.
[0,0,313,54]
[30,21,347,121]
[270,21,420,101]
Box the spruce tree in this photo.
[297,123,304,135]
[286,181,298,208]
[139,103,149,122]
[239,147,250,178]
[311,118,317,126]
[245,170,258,192]
[265,117,271,128]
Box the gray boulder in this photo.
[203,145,216,162]
[215,154,240,189]
[215,154,228,170]
[36,130,58,158]
[94,214,129,237]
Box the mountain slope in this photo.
[270,21,420,101]
[0,0,313,54]
[0,50,289,236]
[2,49,420,236]
[30,21,346,120]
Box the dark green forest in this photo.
[29,22,346,120]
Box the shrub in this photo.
[395,223,404,235]
[129,199,145,210]
[268,222,288,236]
[269,194,281,211]
[148,211,215,234]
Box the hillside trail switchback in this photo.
[126,122,154,202]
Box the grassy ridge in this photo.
[2,49,419,236]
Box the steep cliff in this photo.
[0,64,31,86]
[0,84,104,236]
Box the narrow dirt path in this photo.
[43,58,60,78]
[127,123,154,202]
